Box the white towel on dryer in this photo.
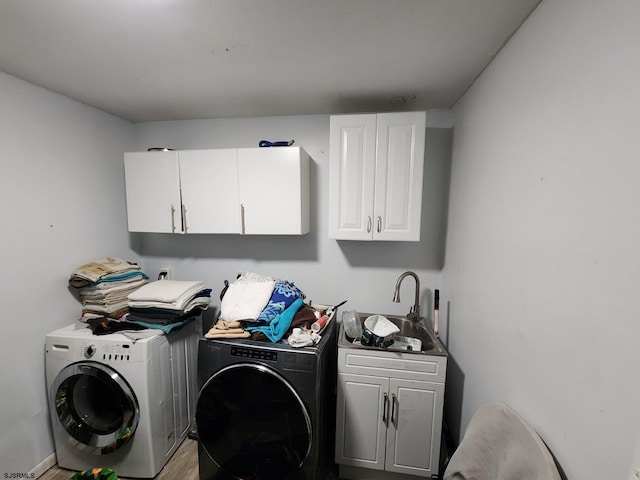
[219,273,275,322]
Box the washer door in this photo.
[196,363,312,480]
[50,361,139,455]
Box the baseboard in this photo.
[30,453,57,479]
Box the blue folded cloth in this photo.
[126,315,197,334]
[94,270,149,284]
[246,297,304,342]
[256,281,304,324]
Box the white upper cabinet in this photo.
[329,111,426,241]
[124,147,310,235]
[237,147,310,235]
[178,149,241,234]
[124,150,182,233]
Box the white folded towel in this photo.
[69,257,140,286]
[128,296,211,313]
[128,280,205,310]
[220,273,275,321]
[81,278,148,297]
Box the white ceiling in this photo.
[0,0,541,123]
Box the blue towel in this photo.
[256,281,304,324]
[246,297,304,342]
[93,270,149,284]
[126,316,197,334]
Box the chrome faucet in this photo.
[393,271,420,321]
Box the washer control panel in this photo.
[231,346,277,362]
[81,341,132,362]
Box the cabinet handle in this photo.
[367,216,372,233]
[391,393,397,427]
[241,204,246,235]
[182,204,188,233]
[383,393,389,426]
[377,215,382,233]
[170,205,176,233]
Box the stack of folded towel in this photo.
[69,257,149,319]
[126,280,211,333]
[205,272,308,343]
[204,320,250,339]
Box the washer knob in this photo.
[85,345,96,358]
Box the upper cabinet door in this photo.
[236,147,310,235]
[178,149,241,234]
[124,147,311,235]
[374,112,426,241]
[328,114,377,240]
[329,112,425,241]
[124,151,182,233]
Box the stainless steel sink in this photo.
[338,312,446,356]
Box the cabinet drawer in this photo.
[338,348,446,383]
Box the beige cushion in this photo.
[444,403,562,480]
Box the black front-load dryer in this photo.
[196,321,336,480]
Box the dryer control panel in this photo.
[231,346,277,362]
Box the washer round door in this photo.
[196,363,312,480]
[50,361,139,455]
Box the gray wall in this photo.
[0,87,451,474]
[442,0,640,478]
[131,116,452,325]
[0,72,137,474]
[9,1,639,477]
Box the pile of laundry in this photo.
[69,257,149,320]
[84,279,211,337]
[125,279,211,333]
[69,258,211,337]
[204,272,331,346]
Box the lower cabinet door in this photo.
[335,373,388,470]
[385,378,445,477]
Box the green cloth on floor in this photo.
[70,468,118,480]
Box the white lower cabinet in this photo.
[336,348,446,479]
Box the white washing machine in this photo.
[45,322,198,478]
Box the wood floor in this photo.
[38,439,342,480]
[39,438,198,480]
[39,438,344,480]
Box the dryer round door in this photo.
[50,361,139,455]
[196,363,312,480]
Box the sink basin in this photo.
[338,312,445,356]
